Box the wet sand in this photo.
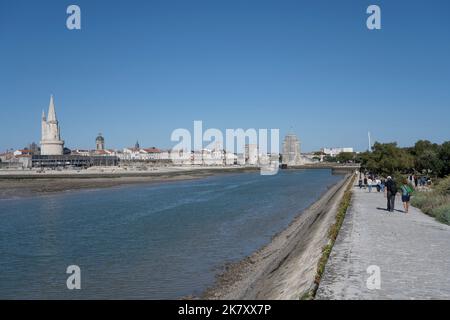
[0,167,258,199]
[202,173,354,300]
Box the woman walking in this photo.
[401,179,413,213]
[367,177,373,192]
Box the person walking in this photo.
[363,177,368,189]
[367,177,373,192]
[420,176,426,187]
[400,179,413,213]
[385,176,397,212]
[375,178,381,192]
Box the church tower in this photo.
[96,133,105,151]
[40,95,64,155]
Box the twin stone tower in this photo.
[40,95,64,155]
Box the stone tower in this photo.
[40,95,64,155]
[282,132,302,165]
[96,133,105,151]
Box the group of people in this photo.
[408,174,432,189]
[358,174,415,213]
[358,175,386,193]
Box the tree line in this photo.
[325,140,450,178]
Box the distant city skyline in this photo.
[1,0,449,152]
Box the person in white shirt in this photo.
[367,178,373,192]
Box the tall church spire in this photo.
[40,94,64,155]
[47,94,57,123]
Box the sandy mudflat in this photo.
[202,174,354,300]
[0,167,258,199]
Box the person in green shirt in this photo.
[401,179,414,213]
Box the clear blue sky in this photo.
[1,0,449,152]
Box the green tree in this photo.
[359,140,450,178]
[336,152,355,164]
[415,149,443,176]
[412,140,440,156]
[412,140,442,175]
[323,155,337,163]
[439,141,450,176]
[359,142,414,176]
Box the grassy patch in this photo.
[301,174,355,300]
[411,176,450,225]
[434,203,450,224]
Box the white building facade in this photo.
[245,144,259,165]
[321,147,354,157]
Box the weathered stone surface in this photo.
[317,186,450,300]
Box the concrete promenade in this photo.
[317,185,450,300]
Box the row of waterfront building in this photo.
[0,96,353,169]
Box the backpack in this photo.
[406,185,413,194]
[388,180,398,194]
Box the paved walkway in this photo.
[316,185,450,300]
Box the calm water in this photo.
[0,169,342,299]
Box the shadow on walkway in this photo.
[376,207,404,213]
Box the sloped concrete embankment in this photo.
[205,173,355,300]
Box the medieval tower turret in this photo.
[40,95,64,155]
